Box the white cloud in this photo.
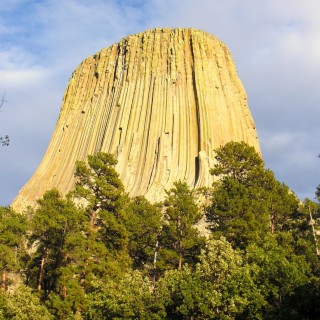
[1,69,47,86]
[0,47,37,69]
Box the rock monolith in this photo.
[12,28,260,212]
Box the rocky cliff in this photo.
[12,28,260,212]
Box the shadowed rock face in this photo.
[12,28,260,212]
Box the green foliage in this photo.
[28,189,84,294]
[86,270,165,319]
[316,185,320,203]
[27,189,91,318]
[0,285,52,319]
[0,207,27,290]
[28,188,128,318]
[158,181,205,271]
[206,142,300,249]
[73,152,125,213]
[158,267,207,319]
[245,234,312,318]
[210,141,264,184]
[72,152,130,261]
[157,235,316,319]
[126,196,162,270]
[159,237,264,319]
[2,147,319,319]
[28,153,133,318]
[280,277,320,319]
[297,199,320,275]
[206,176,270,248]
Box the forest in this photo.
[0,142,319,319]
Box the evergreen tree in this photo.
[263,172,299,234]
[38,153,133,317]
[0,207,27,291]
[295,199,320,275]
[245,235,312,319]
[73,152,126,216]
[72,152,129,255]
[159,237,264,319]
[206,176,270,248]
[28,189,83,295]
[27,189,101,318]
[28,187,124,318]
[126,196,162,271]
[281,277,320,320]
[158,181,205,271]
[210,141,264,184]
[316,185,320,202]
[206,142,300,249]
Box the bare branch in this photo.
[0,93,7,110]
[0,135,9,146]
[0,93,9,146]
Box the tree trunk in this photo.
[178,214,183,270]
[178,253,182,271]
[1,270,6,292]
[309,206,320,255]
[61,285,67,298]
[270,215,275,234]
[38,247,48,291]
[90,210,98,231]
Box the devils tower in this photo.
[12,28,260,212]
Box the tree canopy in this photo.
[157,181,205,271]
[206,141,300,249]
[0,147,319,319]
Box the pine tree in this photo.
[126,196,162,271]
[73,152,125,216]
[28,187,126,317]
[72,152,129,251]
[206,142,300,249]
[316,185,320,202]
[210,141,264,184]
[0,207,27,291]
[245,234,311,318]
[158,181,205,271]
[70,152,131,285]
[28,189,83,295]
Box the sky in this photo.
[0,0,319,206]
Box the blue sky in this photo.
[1,0,320,205]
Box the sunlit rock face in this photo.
[12,28,260,212]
